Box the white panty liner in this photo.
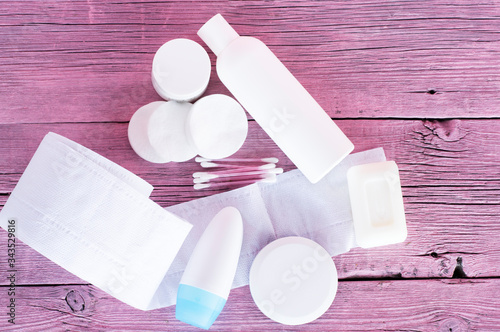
[157,146,386,308]
[0,132,385,310]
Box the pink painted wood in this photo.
[0,0,499,331]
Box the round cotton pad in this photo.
[187,94,248,159]
[128,101,171,163]
[148,101,197,162]
[249,237,338,326]
[152,38,211,102]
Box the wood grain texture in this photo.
[1,0,499,330]
[0,119,498,286]
[1,279,500,331]
[0,0,499,124]
[0,119,498,205]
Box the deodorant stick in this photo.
[175,206,243,330]
[198,14,354,183]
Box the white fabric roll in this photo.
[0,133,192,310]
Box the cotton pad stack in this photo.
[151,38,211,102]
[128,38,248,163]
[129,101,196,163]
[187,94,248,159]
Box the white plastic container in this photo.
[249,237,338,325]
[198,14,354,183]
[347,161,408,248]
[176,206,243,330]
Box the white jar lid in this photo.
[148,101,197,162]
[249,237,338,325]
[128,101,171,163]
[187,94,248,159]
[152,38,211,102]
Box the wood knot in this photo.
[452,257,467,278]
[65,290,85,312]
[423,119,466,142]
[438,317,469,332]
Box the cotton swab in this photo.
[193,172,275,184]
[197,163,276,174]
[194,174,277,190]
[192,156,281,190]
[193,168,283,182]
[195,157,279,164]
[200,161,276,169]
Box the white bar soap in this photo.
[347,161,407,248]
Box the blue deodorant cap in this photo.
[176,284,227,330]
[175,207,243,329]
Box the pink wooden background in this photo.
[1,0,499,331]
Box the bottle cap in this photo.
[198,14,239,56]
[249,237,338,325]
[176,284,227,330]
[187,94,248,159]
[148,101,197,162]
[127,101,171,163]
[152,38,211,102]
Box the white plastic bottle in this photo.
[198,14,354,183]
[175,206,243,330]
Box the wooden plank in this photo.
[1,279,500,331]
[1,1,499,123]
[0,120,498,205]
[0,119,498,285]
[1,1,498,330]
[1,202,498,284]
[0,119,498,200]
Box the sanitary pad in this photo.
[153,147,386,308]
